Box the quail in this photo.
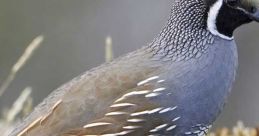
[9,0,259,136]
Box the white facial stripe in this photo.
[207,0,234,40]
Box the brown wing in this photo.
[12,48,175,136]
[61,76,179,136]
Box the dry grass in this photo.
[209,122,259,136]
[0,36,43,135]
[105,36,114,62]
[0,35,44,97]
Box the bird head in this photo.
[225,0,259,21]
[204,0,259,39]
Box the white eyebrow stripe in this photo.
[110,103,136,108]
[84,122,112,128]
[137,76,159,86]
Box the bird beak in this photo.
[241,0,259,22]
[247,8,259,22]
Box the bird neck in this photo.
[149,0,215,62]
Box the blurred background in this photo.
[0,0,259,132]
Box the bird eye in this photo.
[225,0,240,7]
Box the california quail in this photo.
[9,0,259,136]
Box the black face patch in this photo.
[215,1,252,37]
[205,0,252,37]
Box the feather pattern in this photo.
[9,0,243,135]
